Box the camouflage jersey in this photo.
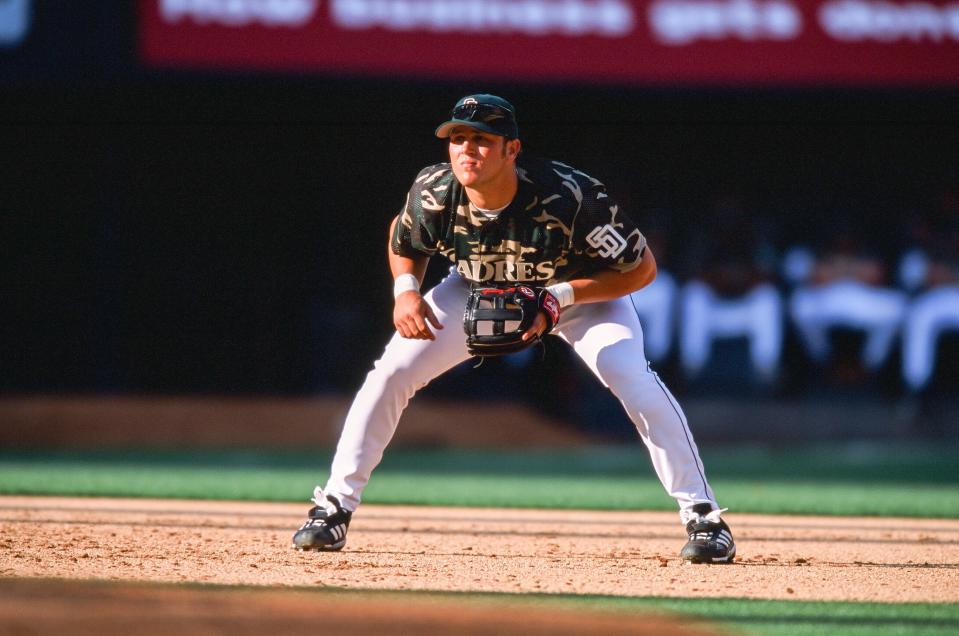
[390,155,647,286]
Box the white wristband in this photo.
[393,273,420,299]
[545,282,575,308]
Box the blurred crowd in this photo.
[621,189,959,397]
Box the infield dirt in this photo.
[1,496,957,604]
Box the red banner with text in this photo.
[139,0,959,85]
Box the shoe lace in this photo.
[310,486,340,516]
[687,507,729,541]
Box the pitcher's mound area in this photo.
[0,578,724,636]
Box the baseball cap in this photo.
[434,94,519,139]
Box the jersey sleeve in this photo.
[571,184,647,273]
[390,165,449,258]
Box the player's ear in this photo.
[506,138,521,159]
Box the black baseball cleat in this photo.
[680,503,736,564]
[292,487,352,551]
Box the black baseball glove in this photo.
[463,286,561,357]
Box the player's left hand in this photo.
[521,312,549,342]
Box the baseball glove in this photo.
[463,286,561,357]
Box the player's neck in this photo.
[464,167,518,211]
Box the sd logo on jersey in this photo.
[585,224,628,258]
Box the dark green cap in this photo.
[435,94,519,139]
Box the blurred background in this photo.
[2,0,958,451]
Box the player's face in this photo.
[448,126,516,189]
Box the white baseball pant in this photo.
[627,269,678,363]
[324,271,719,523]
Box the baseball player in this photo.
[293,94,736,563]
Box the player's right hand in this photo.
[393,291,443,340]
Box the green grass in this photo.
[196,585,959,636]
[299,589,959,636]
[346,589,959,636]
[0,443,957,517]
[556,595,959,636]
